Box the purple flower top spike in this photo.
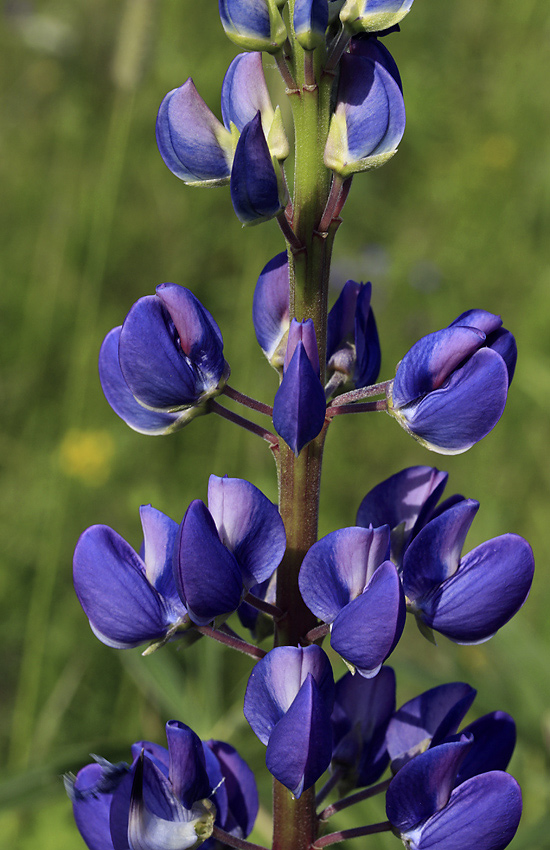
[174,475,286,625]
[386,740,522,850]
[324,41,406,176]
[66,721,258,850]
[340,0,414,33]
[388,311,515,454]
[299,526,405,677]
[272,319,327,455]
[244,645,335,797]
[73,505,187,651]
[99,284,229,435]
[402,499,534,644]
[331,666,396,791]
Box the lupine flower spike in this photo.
[66,3,533,850]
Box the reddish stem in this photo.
[222,385,273,416]
[212,826,270,850]
[194,625,266,660]
[210,400,278,445]
[318,779,392,821]
[312,821,392,848]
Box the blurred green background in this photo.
[1,0,550,847]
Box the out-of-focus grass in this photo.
[1,0,549,847]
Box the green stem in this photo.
[271,7,339,850]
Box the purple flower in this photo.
[339,0,415,33]
[402,499,534,644]
[253,256,380,390]
[73,505,187,650]
[272,319,327,454]
[386,740,522,850]
[174,475,286,625]
[219,0,287,53]
[99,285,229,435]
[331,666,395,792]
[66,721,258,850]
[157,52,288,187]
[230,112,287,225]
[244,645,335,797]
[356,465,456,565]
[221,53,289,162]
[156,80,233,187]
[388,311,516,454]
[324,40,405,176]
[299,525,405,677]
[326,279,381,390]
[252,251,290,369]
[386,681,477,772]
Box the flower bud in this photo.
[252,252,290,369]
[156,80,233,186]
[324,40,405,176]
[219,0,287,53]
[293,0,329,51]
[222,52,289,161]
[340,0,414,34]
[230,112,288,225]
[244,646,335,797]
[326,280,381,389]
[272,320,327,454]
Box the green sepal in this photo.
[415,616,437,645]
[267,105,290,161]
